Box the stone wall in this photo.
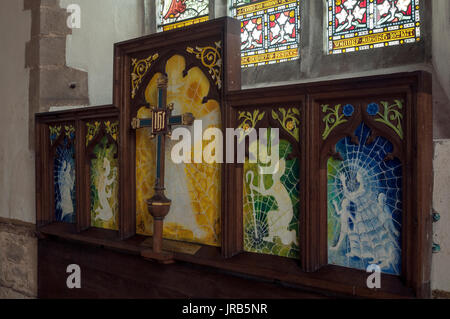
[0,0,34,224]
[432,0,450,139]
[432,140,450,292]
[25,0,89,114]
[0,218,37,299]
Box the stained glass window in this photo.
[327,0,421,54]
[158,0,209,32]
[231,0,301,68]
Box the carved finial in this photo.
[157,75,169,88]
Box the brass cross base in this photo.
[141,249,174,264]
[141,192,175,264]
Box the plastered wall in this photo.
[59,0,144,106]
[0,0,34,224]
[0,0,36,299]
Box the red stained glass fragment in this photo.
[163,0,187,20]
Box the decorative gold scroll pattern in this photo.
[186,41,222,89]
[131,54,159,99]
[65,125,75,139]
[86,121,101,146]
[49,125,62,145]
[105,121,119,141]
[239,110,266,132]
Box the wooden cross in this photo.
[132,75,194,263]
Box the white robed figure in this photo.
[58,160,75,221]
[331,169,400,272]
[95,157,117,221]
[247,158,298,246]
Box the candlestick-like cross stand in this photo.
[132,75,194,263]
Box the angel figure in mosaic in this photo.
[58,160,75,221]
[248,159,298,246]
[376,193,401,269]
[95,157,117,221]
[334,170,400,271]
[330,198,354,252]
[337,171,377,259]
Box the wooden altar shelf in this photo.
[37,223,414,298]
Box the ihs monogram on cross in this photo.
[132,74,194,263]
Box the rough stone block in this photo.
[39,66,89,108]
[0,287,34,299]
[0,219,37,298]
[25,37,40,68]
[25,0,60,10]
[24,0,40,11]
[433,74,450,139]
[25,35,66,69]
[39,36,67,66]
[40,7,71,36]
[40,0,60,8]
[6,242,25,264]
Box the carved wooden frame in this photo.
[35,106,120,233]
[81,118,120,232]
[113,17,241,240]
[34,17,432,298]
[226,71,433,297]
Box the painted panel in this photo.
[231,0,300,68]
[327,123,402,275]
[158,0,209,32]
[327,0,421,54]
[136,54,221,247]
[243,138,300,258]
[90,136,119,230]
[53,126,76,223]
